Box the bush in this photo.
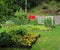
[14,28,26,36]
[19,34,40,47]
[44,18,55,27]
[0,26,40,48]
[0,32,14,47]
[5,20,15,26]
[15,9,28,25]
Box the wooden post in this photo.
[51,16,53,25]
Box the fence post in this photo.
[51,16,53,25]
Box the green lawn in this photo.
[31,26,60,50]
[0,25,60,50]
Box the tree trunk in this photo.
[25,0,27,12]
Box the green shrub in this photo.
[15,28,26,36]
[0,32,14,47]
[6,20,15,26]
[15,9,28,25]
[0,31,22,47]
[44,18,55,27]
[0,25,40,48]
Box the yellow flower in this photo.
[28,43,31,46]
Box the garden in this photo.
[0,0,60,50]
[0,9,60,50]
[0,25,60,50]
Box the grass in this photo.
[0,25,60,50]
[31,26,60,50]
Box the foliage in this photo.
[30,0,60,15]
[0,25,27,47]
[0,0,20,22]
[29,19,38,25]
[0,32,14,47]
[44,17,55,27]
[48,1,60,15]
[14,28,26,36]
[5,20,15,26]
[0,0,60,23]
[15,9,28,25]
[19,34,40,47]
[0,25,2,29]
[44,18,52,27]
[0,25,41,48]
[0,26,60,50]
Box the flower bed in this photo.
[19,34,40,48]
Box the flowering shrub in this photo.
[28,15,36,20]
[0,30,40,48]
[28,15,38,25]
[18,34,40,47]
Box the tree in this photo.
[0,0,20,21]
[25,0,27,12]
